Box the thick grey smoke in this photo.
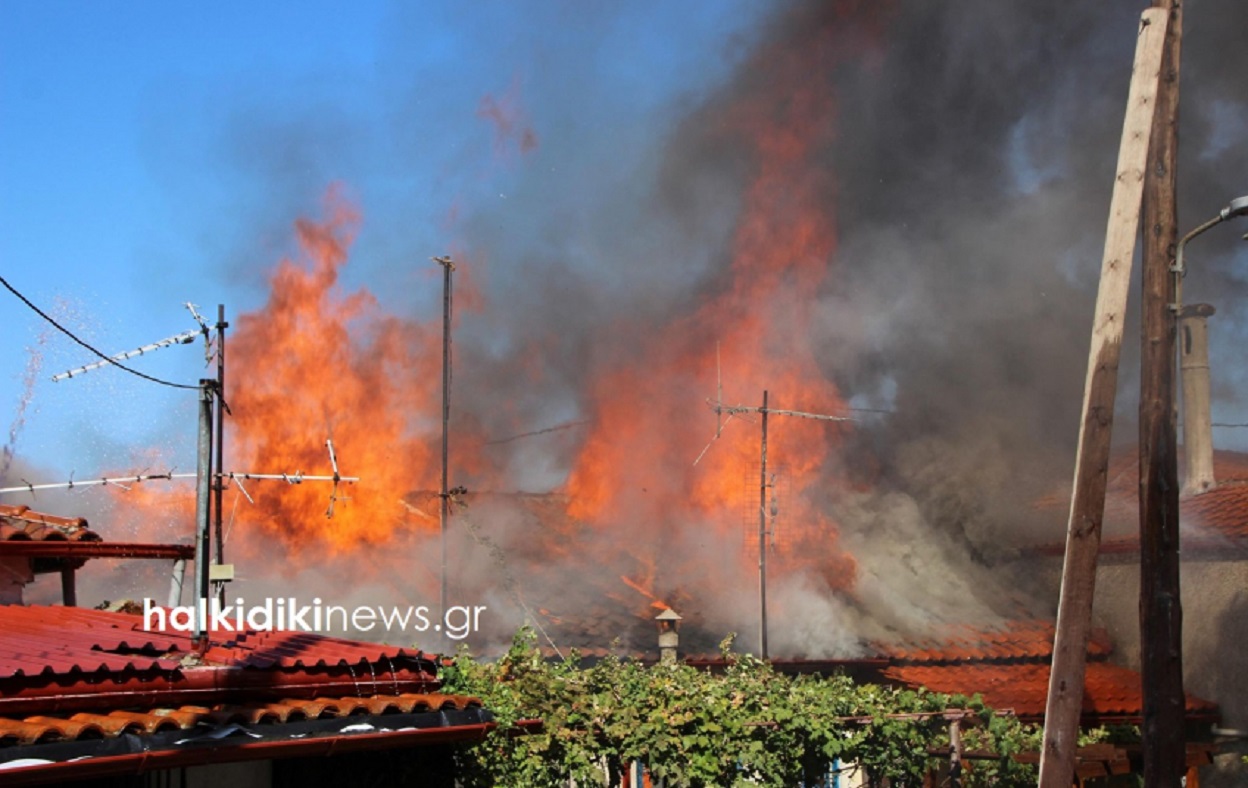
[443,0,1248,652]
[187,0,1244,656]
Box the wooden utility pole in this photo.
[1139,0,1185,783]
[1038,10,1169,787]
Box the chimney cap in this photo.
[655,608,682,622]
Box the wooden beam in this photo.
[1038,9,1170,788]
[60,566,76,607]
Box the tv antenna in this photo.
[12,302,361,648]
[692,343,853,660]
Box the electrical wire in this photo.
[0,274,198,390]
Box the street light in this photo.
[1171,195,1248,494]
[1171,195,1248,314]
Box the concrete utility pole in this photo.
[1139,1,1185,784]
[1179,304,1216,495]
[1039,10,1169,787]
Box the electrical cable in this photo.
[0,274,197,390]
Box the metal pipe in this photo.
[213,305,227,606]
[0,542,193,559]
[759,389,769,661]
[434,256,455,652]
[193,379,215,647]
[1171,195,1248,316]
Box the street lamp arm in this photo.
[1171,194,1248,314]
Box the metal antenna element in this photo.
[0,472,183,496]
[325,439,351,518]
[0,469,359,498]
[52,328,201,382]
[185,302,210,332]
[1,459,359,498]
[230,475,255,505]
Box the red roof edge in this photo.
[0,720,497,786]
[0,665,439,717]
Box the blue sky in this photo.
[0,1,769,481]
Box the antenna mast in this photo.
[698,367,853,660]
[434,255,455,648]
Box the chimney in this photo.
[1180,303,1216,495]
[655,608,682,665]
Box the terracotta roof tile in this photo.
[881,661,1217,722]
[0,693,482,746]
[0,505,99,543]
[0,605,443,719]
[876,620,1111,664]
[1030,451,1248,555]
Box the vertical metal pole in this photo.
[213,304,228,607]
[435,256,455,648]
[194,379,215,647]
[759,389,769,660]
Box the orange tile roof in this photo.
[0,504,193,561]
[0,604,497,783]
[1176,479,1248,541]
[1030,450,1248,556]
[0,604,439,715]
[877,620,1111,664]
[881,661,1217,722]
[0,504,99,543]
[0,693,482,746]
[869,617,1219,725]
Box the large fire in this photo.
[109,2,897,645]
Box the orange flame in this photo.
[106,3,900,636]
[112,186,481,558]
[561,7,864,595]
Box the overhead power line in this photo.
[0,274,197,391]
